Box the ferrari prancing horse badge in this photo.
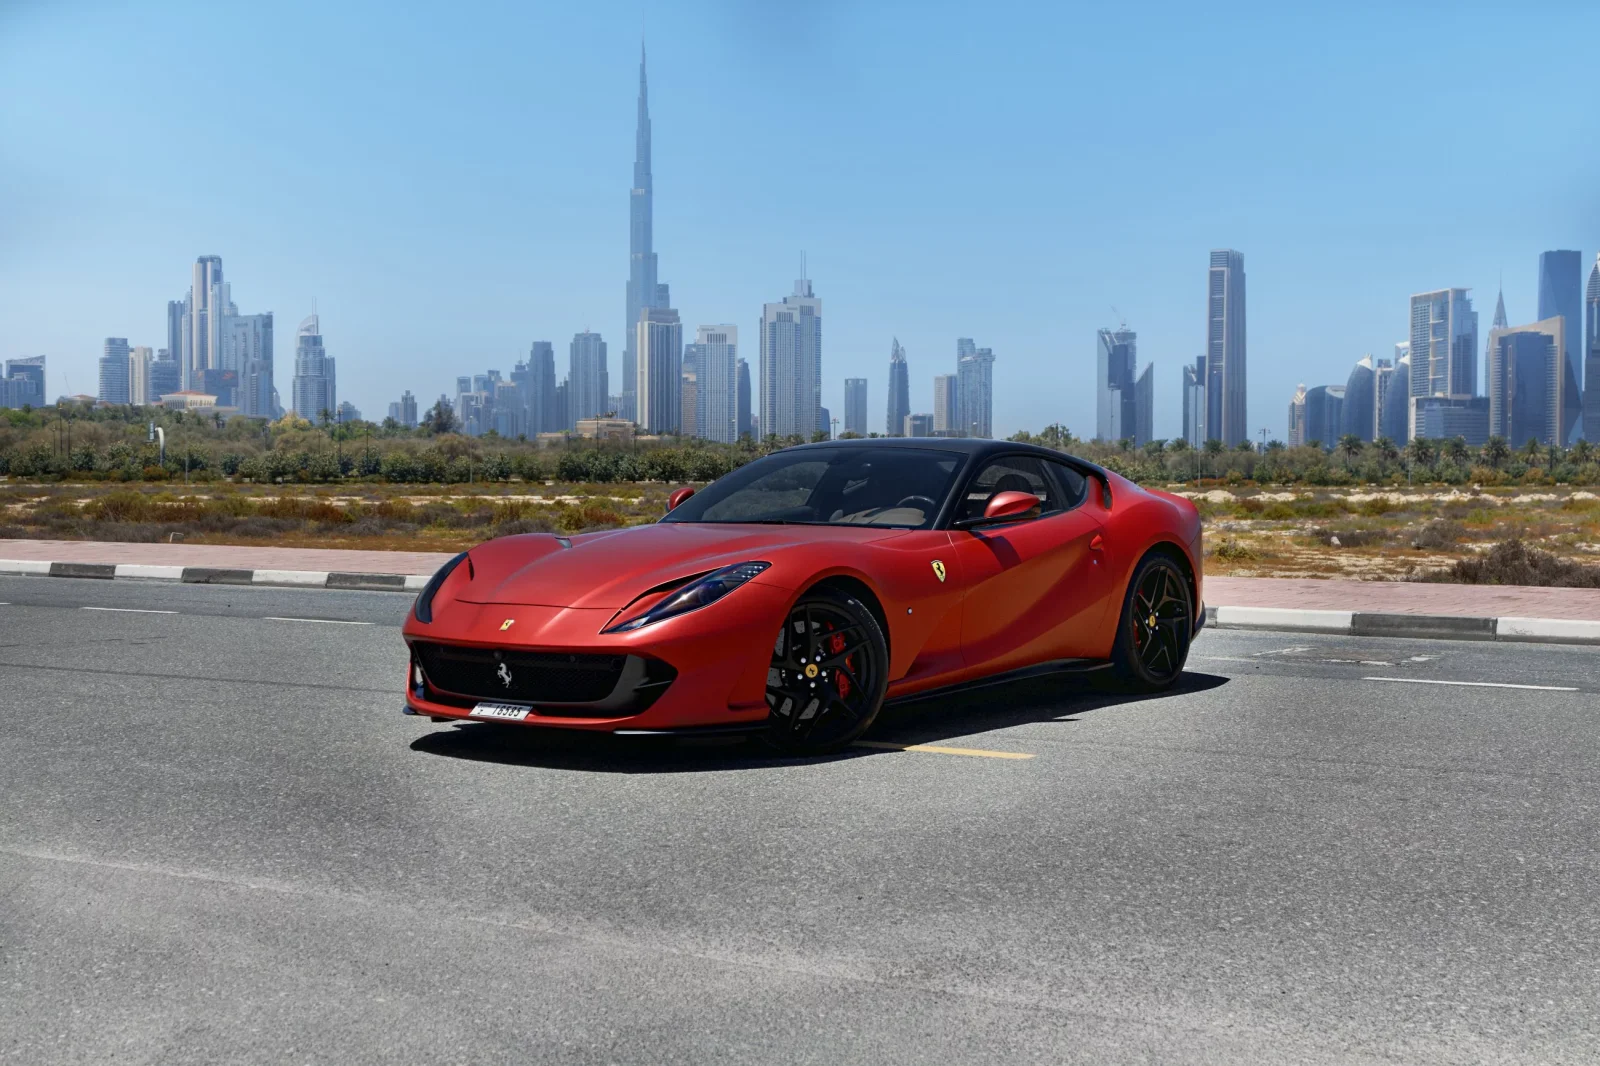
[931,560,946,583]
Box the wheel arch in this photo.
[806,573,892,660]
[1133,539,1199,627]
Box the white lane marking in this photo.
[1362,676,1578,692]
[264,616,373,626]
[81,606,178,615]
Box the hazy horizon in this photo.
[3,0,1597,441]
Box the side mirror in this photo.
[666,486,696,512]
[954,490,1041,529]
[984,490,1040,521]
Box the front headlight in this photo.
[603,561,770,633]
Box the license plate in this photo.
[470,702,533,721]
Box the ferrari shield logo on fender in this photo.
[500,618,515,631]
[931,559,946,583]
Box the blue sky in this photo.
[3,0,1597,440]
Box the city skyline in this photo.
[3,4,1598,442]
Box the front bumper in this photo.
[401,581,790,732]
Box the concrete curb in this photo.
[1,558,433,593]
[1204,605,1600,646]
[4,558,1598,645]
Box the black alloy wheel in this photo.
[764,586,888,756]
[1111,554,1193,691]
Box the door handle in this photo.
[1089,535,1104,552]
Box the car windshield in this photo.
[662,447,962,529]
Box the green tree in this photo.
[1482,436,1510,468]
[1374,436,1400,464]
[1337,434,1364,465]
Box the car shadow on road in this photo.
[406,670,1230,775]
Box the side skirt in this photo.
[885,658,1111,708]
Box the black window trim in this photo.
[935,449,1111,530]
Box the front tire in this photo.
[1110,554,1193,691]
[764,586,888,756]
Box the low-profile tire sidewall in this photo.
[1112,554,1192,691]
[764,586,889,756]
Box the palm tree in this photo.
[1572,439,1594,465]
[1337,434,1364,466]
[1406,437,1436,470]
[1445,437,1469,466]
[1374,436,1400,464]
[1520,437,1544,463]
[1482,436,1510,469]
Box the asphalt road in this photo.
[3,574,1599,1065]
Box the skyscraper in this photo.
[186,255,228,390]
[932,374,958,434]
[886,338,909,436]
[1304,385,1345,448]
[1182,355,1206,447]
[692,325,738,443]
[1135,363,1153,446]
[1096,328,1138,443]
[149,350,179,401]
[1342,355,1377,442]
[128,346,152,406]
[636,308,682,434]
[5,356,46,408]
[569,331,608,429]
[1380,347,1411,443]
[224,312,275,417]
[843,378,867,437]
[291,315,336,421]
[1206,250,1248,446]
[1286,384,1307,448]
[679,339,699,438]
[622,45,668,424]
[99,338,131,404]
[166,299,186,379]
[957,342,995,439]
[522,341,558,434]
[1372,357,1394,441]
[906,412,933,437]
[1586,255,1600,442]
[1408,288,1478,436]
[759,279,822,439]
[736,358,752,440]
[1488,317,1565,448]
[1537,250,1584,443]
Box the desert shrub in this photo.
[1410,519,1466,550]
[492,515,558,537]
[1311,527,1389,548]
[343,516,418,537]
[1413,539,1600,588]
[227,516,301,538]
[1359,496,1400,516]
[1211,539,1258,561]
[1260,502,1296,520]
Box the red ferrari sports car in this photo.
[402,439,1203,755]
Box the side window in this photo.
[955,456,1060,522]
[1046,461,1088,511]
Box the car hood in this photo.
[455,522,911,609]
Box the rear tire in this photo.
[1110,553,1193,691]
[763,586,888,756]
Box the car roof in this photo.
[786,436,1096,467]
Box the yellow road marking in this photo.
[852,740,1034,760]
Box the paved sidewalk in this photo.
[1207,576,1600,622]
[0,539,457,576]
[2,539,1598,621]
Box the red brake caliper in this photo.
[830,631,851,698]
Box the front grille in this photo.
[413,642,627,704]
